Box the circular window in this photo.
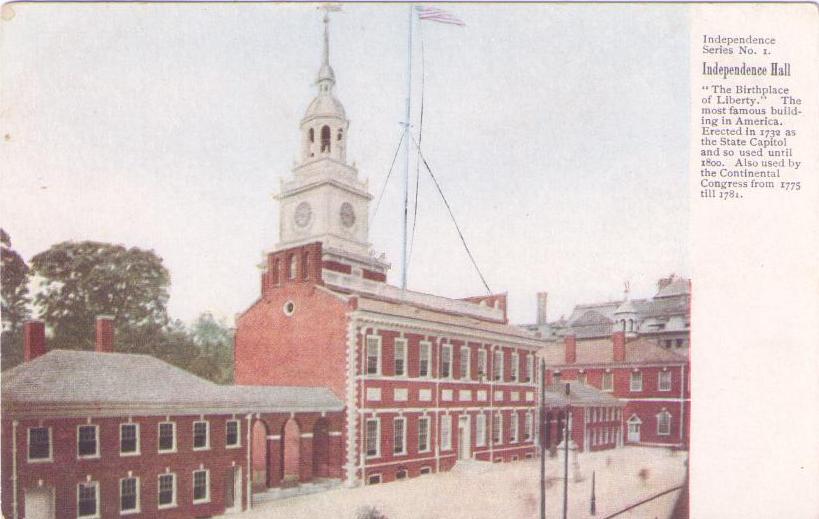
[283,301,296,316]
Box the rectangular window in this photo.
[77,482,99,518]
[158,422,176,452]
[475,414,487,447]
[459,346,470,380]
[120,423,139,455]
[366,336,381,375]
[440,415,452,451]
[441,344,452,379]
[602,372,613,391]
[658,371,672,391]
[630,371,643,392]
[393,418,406,455]
[193,421,209,450]
[553,372,561,386]
[478,349,487,379]
[226,420,240,447]
[419,341,431,377]
[658,412,672,435]
[524,412,533,441]
[578,373,587,385]
[394,338,406,376]
[77,425,98,458]
[365,418,380,458]
[158,473,176,508]
[492,413,502,445]
[193,469,210,503]
[418,417,430,452]
[120,477,139,514]
[525,354,533,382]
[28,427,51,461]
[510,352,519,382]
[493,350,503,381]
[510,413,519,443]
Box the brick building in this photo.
[540,331,690,448]
[1,319,344,519]
[234,17,544,487]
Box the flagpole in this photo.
[401,4,413,292]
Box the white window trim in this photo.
[119,423,141,457]
[602,372,614,392]
[77,480,100,518]
[394,338,407,377]
[525,354,533,383]
[478,350,488,380]
[393,417,407,456]
[192,420,210,451]
[510,352,519,382]
[226,419,241,449]
[365,418,381,459]
[475,414,487,447]
[366,335,382,376]
[27,426,53,463]
[77,424,100,460]
[524,412,533,442]
[510,412,519,443]
[658,371,672,392]
[657,411,672,436]
[157,473,177,509]
[158,421,177,454]
[119,476,141,515]
[441,344,453,379]
[460,346,470,380]
[367,473,382,485]
[493,413,503,445]
[493,350,504,382]
[418,416,431,453]
[192,469,211,504]
[418,341,431,378]
[630,371,643,392]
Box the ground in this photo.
[234,447,688,519]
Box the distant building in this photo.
[1,319,344,519]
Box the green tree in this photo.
[189,312,234,384]
[1,228,31,370]
[30,241,170,351]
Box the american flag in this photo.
[415,5,465,26]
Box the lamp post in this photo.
[562,382,570,519]
[590,470,597,515]
[539,359,546,519]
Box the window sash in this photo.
[193,470,209,502]
[120,478,138,512]
[78,426,98,457]
[440,416,452,450]
[510,353,519,382]
[418,418,430,452]
[365,419,379,457]
[658,371,672,391]
[459,347,470,380]
[602,373,613,391]
[226,420,240,446]
[476,415,486,447]
[419,342,430,377]
[478,350,487,379]
[393,418,406,454]
[394,339,406,376]
[78,483,98,517]
[441,345,452,378]
[510,414,519,442]
[120,424,138,454]
[158,423,175,452]
[493,351,503,381]
[158,474,175,506]
[492,413,502,444]
[658,413,671,435]
[193,422,209,449]
[630,372,643,391]
[366,337,380,375]
[28,427,50,460]
[524,413,533,441]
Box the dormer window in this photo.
[321,125,331,153]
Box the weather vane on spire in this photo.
[315,3,341,90]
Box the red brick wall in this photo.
[2,414,248,519]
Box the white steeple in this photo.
[274,13,389,276]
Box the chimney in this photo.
[612,331,626,362]
[23,320,47,361]
[564,334,577,364]
[95,316,115,353]
[536,292,548,326]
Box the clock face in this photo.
[294,202,312,228]
[340,202,356,228]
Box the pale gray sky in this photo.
[1,3,689,325]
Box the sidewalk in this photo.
[234,446,688,519]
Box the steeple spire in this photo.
[317,10,336,92]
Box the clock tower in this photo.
[275,14,388,276]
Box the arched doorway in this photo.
[251,420,269,492]
[281,418,301,485]
[313,418,331,478]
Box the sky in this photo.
[1,3,690,326]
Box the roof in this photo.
[2,350,343,418]
[304,93,346,120]
[540,336,688,367]
[352,295,544,346]
[655,276,691,298]
[542,381,624,407]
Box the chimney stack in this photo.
[24,320,47,361]
[95,316,115,353]
[612,331,626,362]
[536,292,548,326]
[564,334,577,364]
